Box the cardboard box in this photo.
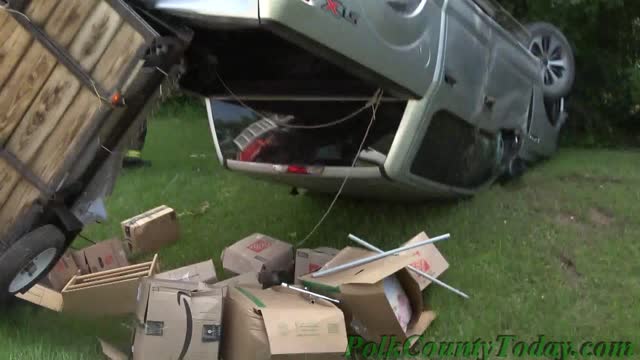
[134,278,223,360]
[300,247,436,344]
[212,272,261,297]
[294,247,339,284]
[221,234,294,276]
[221,285,347,360]
[155,260,217,284]
[72,238,129,274]
[47,252,80,291]
[16,255,159,316]
[400,232,449,290]
[122,205,180,254]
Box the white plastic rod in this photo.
[348,234,470,299]
[280,283,340,304]
[311,234,451,278]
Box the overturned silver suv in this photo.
[140,0,576,199]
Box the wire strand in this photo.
[216,72,382,129]
[297,90,383,247]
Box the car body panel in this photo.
[147,0,569,198]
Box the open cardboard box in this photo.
[300,247,437,344]
[16,255,159,316]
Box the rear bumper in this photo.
[226,160,457,200]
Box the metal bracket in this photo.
[0,147,53,198]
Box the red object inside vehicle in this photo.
[239,139,268,162]
[286,165,310,175]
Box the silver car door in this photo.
[384,0,496,193]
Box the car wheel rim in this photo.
[529,35,569,90]
[8,248,57,293]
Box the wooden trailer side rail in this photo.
[0,1,188,250]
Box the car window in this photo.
[471,0,530,45]
[410,111,500,189]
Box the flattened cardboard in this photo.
[15,284,63,312]
[133,278,223,360]
[47,252,80,291]
[122,205,180,254]
[221,234,294,277]
[301,247,436,344]
[221,286,347,360]
[99,339,129,360]
[155,260,217,284]
[400,232,449,290]
[73,238,129,274]
[294,247,339,284]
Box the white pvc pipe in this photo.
[348,234,469,299]
[311,234,451,278]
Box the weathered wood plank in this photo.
[93,23,145,91]
[6,64,81,163]
[0,43,57,144]
[0,17,31,92]
[0,160,21,211]
[0,180,38,240]
[43,0,99,48]
[24,0,60,26]
[30,89,101,184]
[68,2,123,72]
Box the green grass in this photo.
[1,100,639,359]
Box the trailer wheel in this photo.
[0,225,66,304]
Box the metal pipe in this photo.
[348,234,469,299]
[311,234,451,278]
[280,283,340,304]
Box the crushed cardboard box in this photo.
[221,234,294,276]
[47,252,80,291]
[16,255,159,316]
[400,232,449,291]
[133,278,223,360]
[221,285,347,360]
[300,247,436,344]
[155,260,217,284]
[122,205,180,254]
[72,238,129,275]
[294,247,339,284]
[212,272,262,297]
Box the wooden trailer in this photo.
[0,0,189,301]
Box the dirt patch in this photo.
[554,212,588,232]
[560,173,624,185]
[588,207,615,227]
[558,252,582,287]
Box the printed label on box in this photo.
[247,238,272,253]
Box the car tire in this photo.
[0,225,66,305]
[526,22,575,99]
[499,157,527,183]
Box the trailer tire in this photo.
[0,225,66,305]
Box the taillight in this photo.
[287,165,309,174]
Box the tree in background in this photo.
[500,0,640,146]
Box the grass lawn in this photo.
[1,100,639,359]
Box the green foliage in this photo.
[500,0,640,146]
